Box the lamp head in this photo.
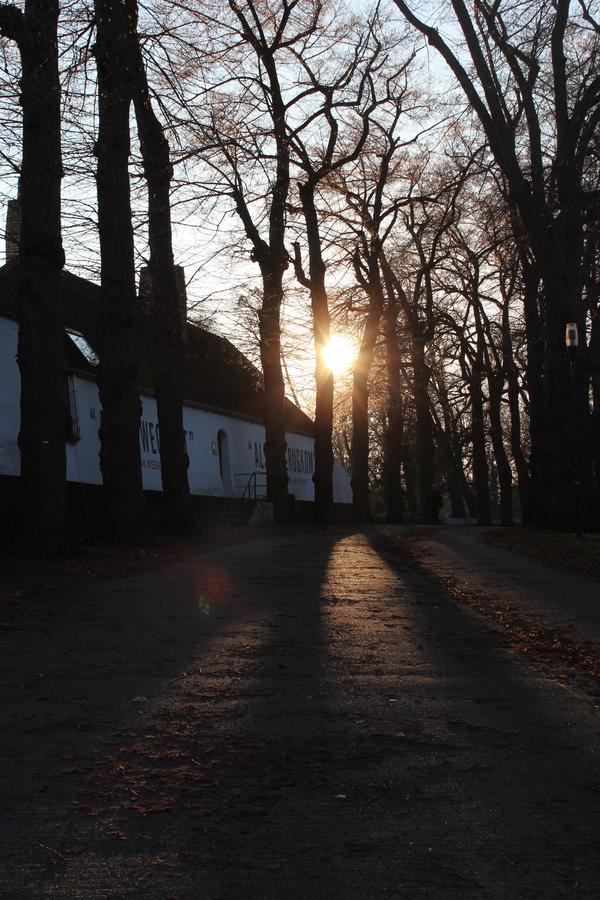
[565,323,579,349]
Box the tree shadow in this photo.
[4,529,344,897]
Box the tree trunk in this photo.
[382,284,404,523]
[586,244,600,528]
[461,473,478,519]
[351,300,382,520]
[511,163,590,531]
[487,375,513,525]
[435,393,467,519]
[11,0,67,555]
[259,268,289,522]
[401,436,419,518]
[469,369,491,526]
[512,243,546,527]
[446,452,468,518]
[464,301,492,526]
[541,280,590,531]
[223,24,291,527]
[411,336,435,522]
[297,183,334,523]
[502,300,531,524]
[94,0,143,545]
[351,368,371,520]
[129,1,195,535]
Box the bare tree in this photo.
[127,0,196,535]
[393,0,600,528]
[326,78,432,520]
[290,15,383,521]
[380,159,467,522]
[193,0,327,522]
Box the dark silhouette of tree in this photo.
[474,197,532,524]
[380,260,405,522]
[380,161,467,522]
[326,81,429,521]
[0,0,67,555]
[127,0,196,535]
[290,17,382,522]
[431,367,475,518]
[349,234,386,519]
[93,0,143,544]
[393,0,600,529]
[479,300,515,527]
[392,191,456,522]
[194,0,325,522]
[438,213,510,525]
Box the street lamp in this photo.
[565,322,582,538]
[566,322,579,358]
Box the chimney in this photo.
[138,264,188,340]
[5,198,21,262]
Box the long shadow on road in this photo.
[5,531,342,898]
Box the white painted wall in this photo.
[139,393,267,498]
[0,317,353,503]
[67,376,102,485]
[333,458,352,503]
[0,318,104,485]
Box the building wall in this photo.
[67,375,103,485]
[0,317,352,504]
[138,393,331,502]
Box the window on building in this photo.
[64,374,80,443]
[66,329,99,366]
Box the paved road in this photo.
[1,527,599,898]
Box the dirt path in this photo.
[394,526,600,690]
[409,526,600,642]
[2,527,599,898]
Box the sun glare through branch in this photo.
[322,335,357,376]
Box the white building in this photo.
[0,256,351,531]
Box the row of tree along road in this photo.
[0,0,599,555]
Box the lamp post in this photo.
[565,323,582,538]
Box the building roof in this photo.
[0,260,314,435]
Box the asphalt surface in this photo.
[1,526,599,899]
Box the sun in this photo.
[322,334,356,375]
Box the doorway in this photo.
[217,429,233,495]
